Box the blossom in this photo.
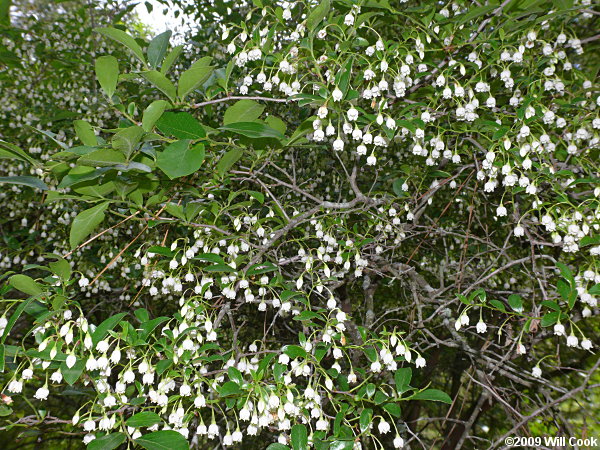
[394,435,405,448]
[347,108,358,121]
[332,87,343,102]
[532,366,542,378]
[476,320,487,333]
[378,419,391,434]
[34,386,49,400]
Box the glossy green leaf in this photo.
[96,27,145,63]
[306,0,330,30]
[508,294,523,312]
[223,99,265,125]
[359,408,373,433]
[61,358,85,385]
[91,312,127,345]
[9,274,42,296]
[156,112,206,139]
[1,298,34,343]
[411,388,452,404]
[94,55,119,98]
[394,367,412,393]
[74,120,97,146]
[178,65,214,100]
[0,140,38,165]
[48,258,71,280]
[218,381,241,396]
[161,44,183,74]
[219,122,284,139]
[69,201,110,249]
[77,149,126,167]
[157,140,205,179]
[126,411,162,428]
[142,100,170,131]
[135,430,189,450]
[147,30,172,68]
[88,432,126,450]
[142,70,176,102]
[112,126,145,158]
[291,424,308,450]
[216,148,243,177]
[0,176,48,191]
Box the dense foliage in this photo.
[0,0,599,449]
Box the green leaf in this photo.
[265,116,287,135]
[74,120,97,146]
[283,345,307,359]
[394,367,412,394]
[383,402,401,417]
[88,432,126,450]
[507,294,523,312]
[2,298,34,343]
[94,55,119,98]
[216,148,243,177]
[49,258,71,280]
[246,262,277,276]
[92,312,127,346]
[142,70,176,102]
[557,279,570,301]
[266,445,290,450]
[9,274,43,296]
[77,149,126,167]
[411,388,452,404]
[359,408,373,433]
[156,112,206,139]
[161,44,183,74]
[142,100,170,132]
[580,236,600,247]
[286,117,316,146]
[178,65,214,100]
[223,100,265,125]
[540,300,560,311]
[589,283,600,296]
[147,30,172,68]
[228,366,243,384]
[489,299,506,312]
[0,140,38,165]
[219,381,241,397]
[220,122,284,139]
[157,141,205,179]
[69,202,110,249]
[126,411,163,428]
[96,27,145,63]
[156,359,172,375]
[291,424,308,450]
[0,176,48,191]
[112,126,145,158]
[61,358,85,385]
[556,262,575,286]
[135,430,189,450]
[541,311,559,327]
[306,0,330,31]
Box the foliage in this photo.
[0,0,599,449]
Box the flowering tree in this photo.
[1,0,599,449]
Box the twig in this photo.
[192,96,288,108]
